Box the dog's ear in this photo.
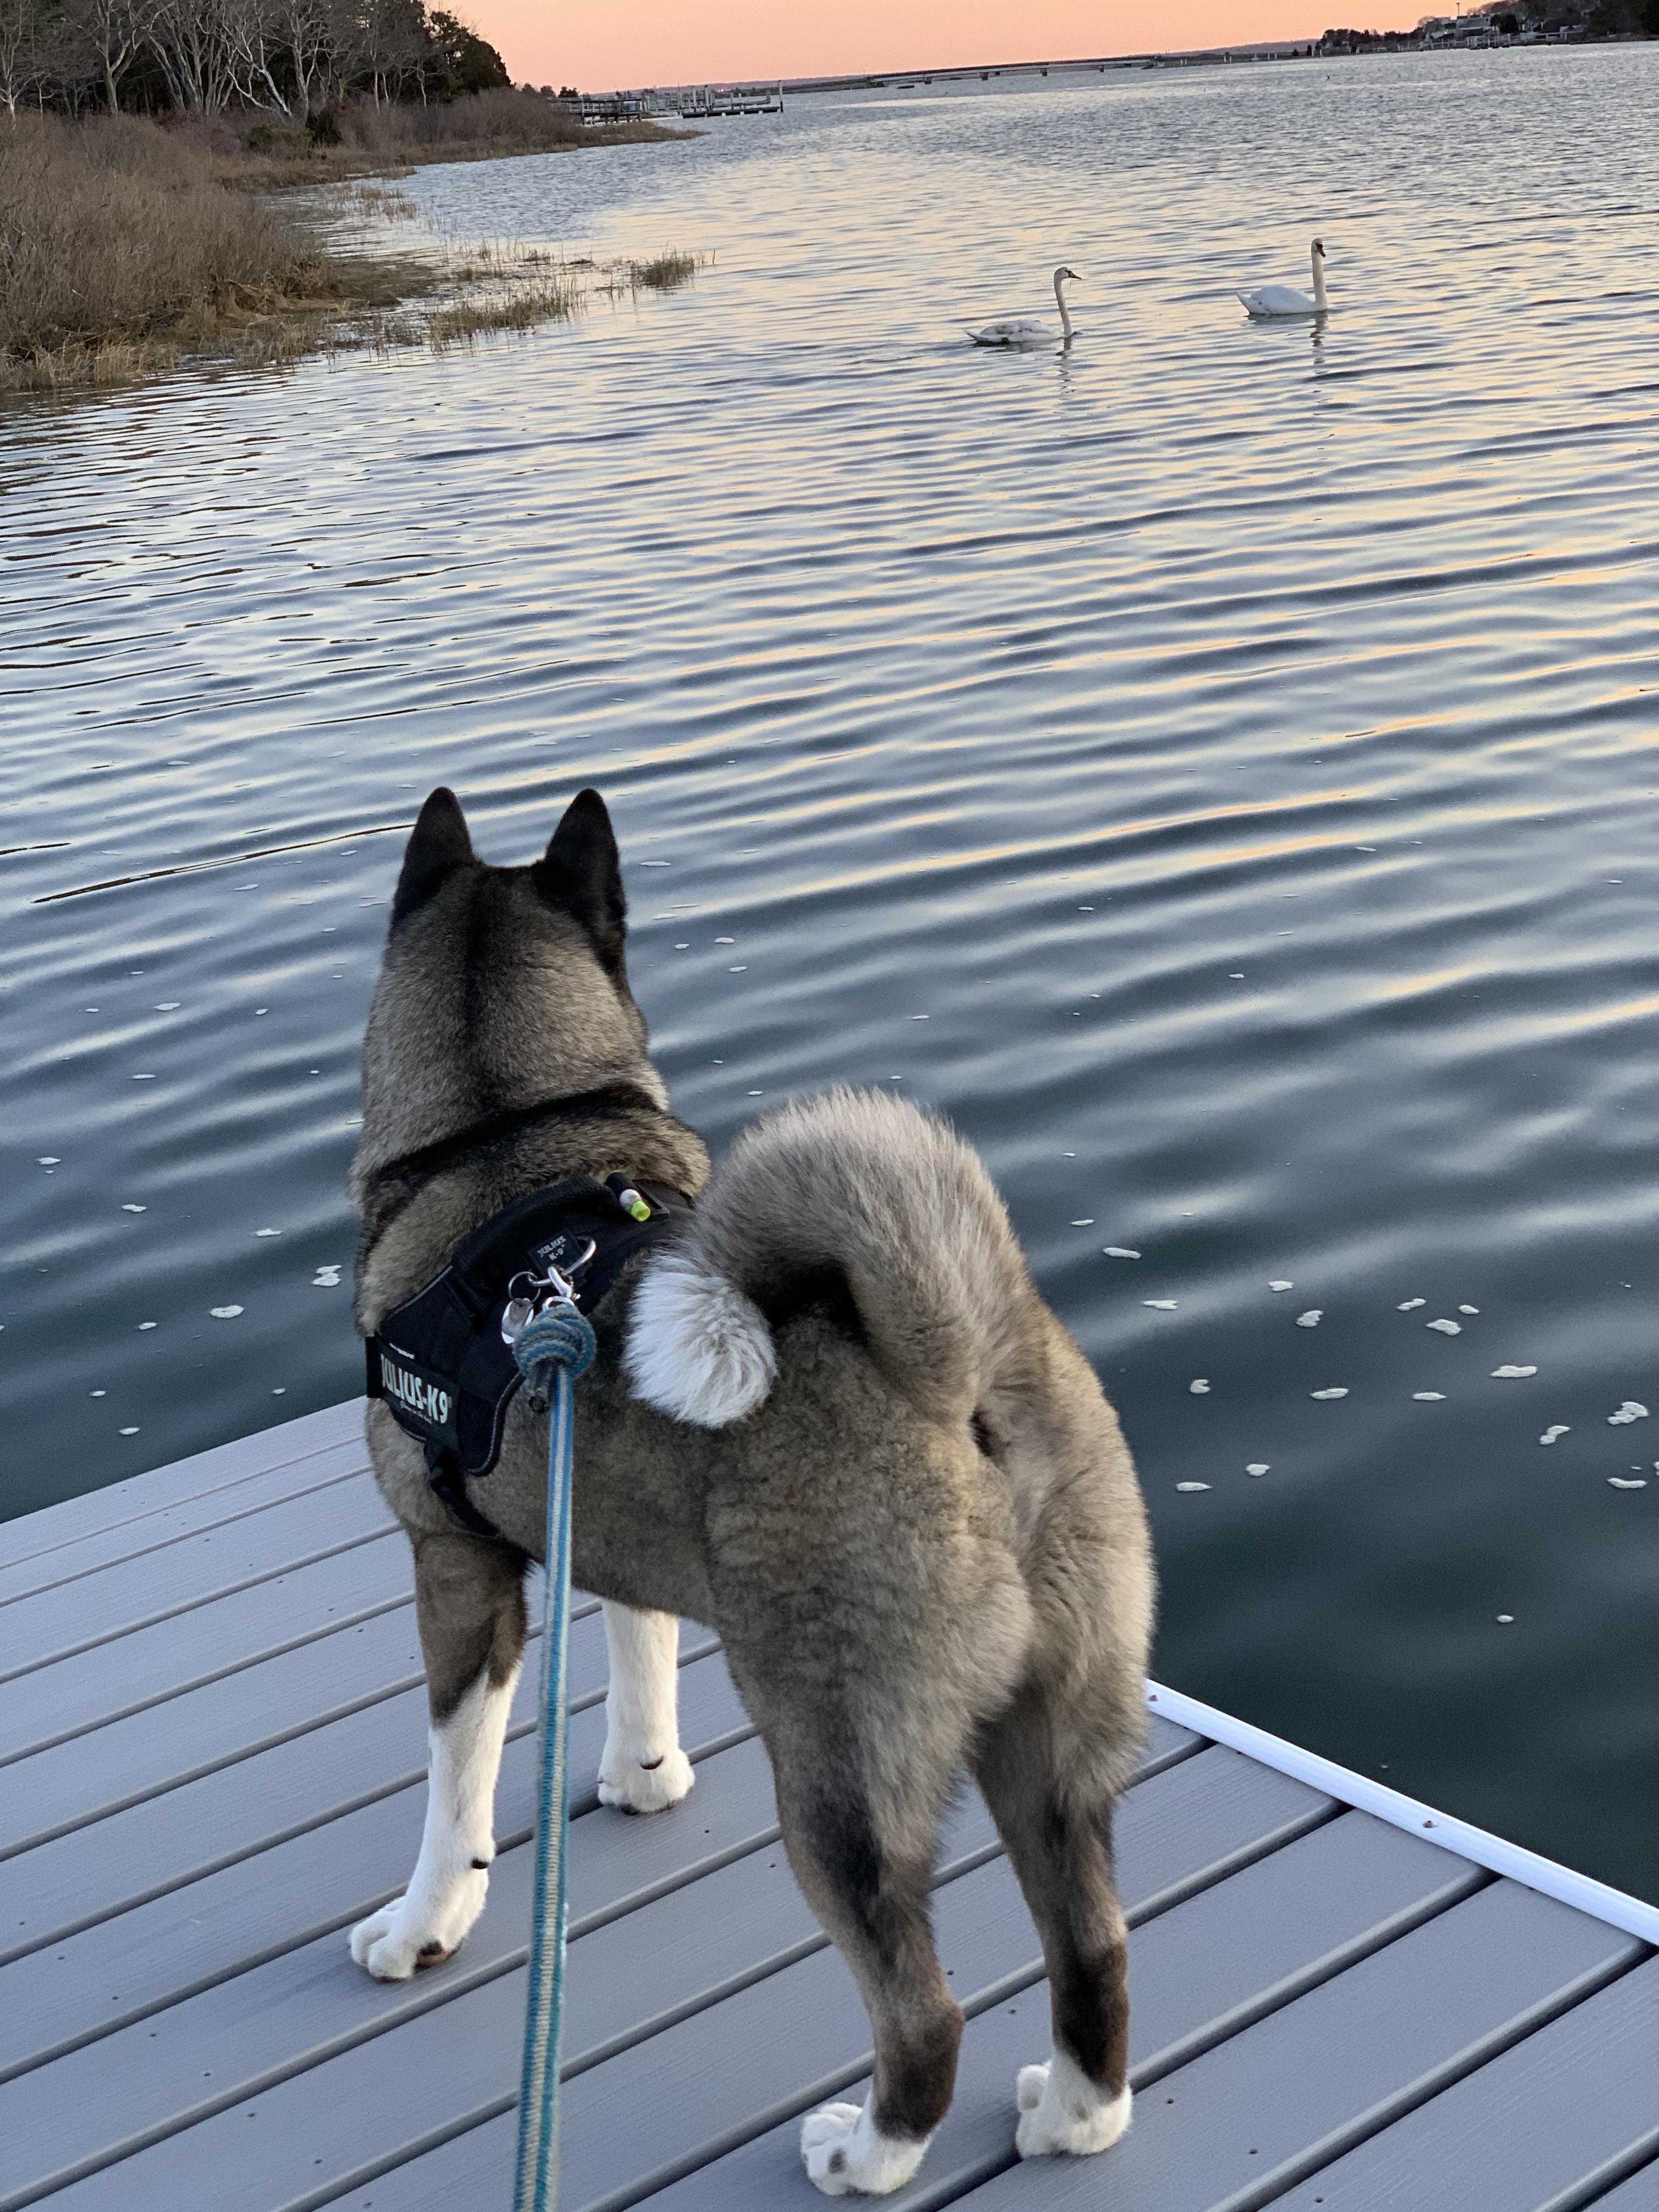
[393,788,473,924]
[534,788,626,973]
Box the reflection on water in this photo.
[3,50,1657,1900]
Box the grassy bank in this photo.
[232,87,688,186]
[0,106,698,394]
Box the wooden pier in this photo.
[2,1399,1656,2211]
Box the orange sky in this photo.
[478,0,1424,93]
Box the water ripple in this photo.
[3,50,1657,1900]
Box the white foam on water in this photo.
[1296,1309,1322,1327]
[37,1157,59,1165]
[1492,1365,1537,1379]
[1189,1379,1210,1394]
[1311,1387,1349,1401]
[1176,1481,1211,1493]
[1104,1246,1141,1259]
[119,1426,139,1436]
[121,1203,145,1213]
[1496,1613,1515,1624]
[156,1002,180,1011]
[313,1265,342,1287]
[1070,1218,1094,1226]
[1413,1391,1446,1401]
[1427,1318,1462,1335]
[1607,1477,1647,1489]
[137,1321,156,1331]
[255,1228,281,1237]
[1459,1305,1480,1315]
[1269,1280,1293,1291]
[1245,1462,1269,1476]
[210,1305,244,1319]
[1397,1298,1425,1311]
[1539,1425,1570,1444]
[1607,1401,1649,1425]
[1144,1300,1177,1310]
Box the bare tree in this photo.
[340,0,426,106]
[0,0,56,112]
[59,0,155,111]
[146,0,235,109]
[222,0,295,111]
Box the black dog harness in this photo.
[365,1172,689,1537]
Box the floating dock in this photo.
[2,1400,1656,2211]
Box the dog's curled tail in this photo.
[624,1086,1030,1429]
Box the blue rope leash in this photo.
[510,1300,596,2212]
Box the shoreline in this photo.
[0,110,700,399]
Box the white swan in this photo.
[1238,239,1328,319]
[967,266,1079,347]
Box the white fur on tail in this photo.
[625,1252,776,1426]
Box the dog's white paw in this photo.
[1015,2053,1132,2158]
[801,2098,927,2197]
[598,1744,695,1815]
[347,1871,488,1981]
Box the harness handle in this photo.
[509,1299,597,2212]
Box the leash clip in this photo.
[500,1240,597,1345]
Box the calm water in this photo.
[4,52,1657,1901]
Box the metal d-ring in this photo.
[500,1242,598,1345]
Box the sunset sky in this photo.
[474,0,1423,93]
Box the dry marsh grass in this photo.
[0,115,341,387]
[0,114,706,394]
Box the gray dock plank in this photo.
[1269,1952,1659,2212]
[212,1745,1324,2212]
[0,1406,364,1574]
[0,1725,780,2085]
[3,1602,428,1857]
[945,1881,1640,2212]
[0,1766,1000,2208]
[0,1443,375,1612]
[643,1808,1487,2212]
[1594,2165,1659,2212]
[1,1538,412,1767]
[0,1644,747,1961]
[0,1475,394,1682]
[4,1406,1651,2212]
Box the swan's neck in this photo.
[1311,251,1327,310]
[1054,273,1072,337]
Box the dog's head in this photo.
[355,786,663,1179]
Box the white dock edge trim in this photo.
[1146,1679,1659,1949]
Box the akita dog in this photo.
[348,786,1155,2197]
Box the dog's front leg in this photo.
[597,1601,695,1813]
[351,1533,526,1981]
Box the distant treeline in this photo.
[0,0,511,120]
[1320,0,1657,45]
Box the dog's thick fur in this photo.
[349,787,1156,2197]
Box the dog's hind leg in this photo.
[597,1601,695,1813]
[971,1680,1136,2161]
[349,1531,527,1981]
[771,1729,963,2198]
